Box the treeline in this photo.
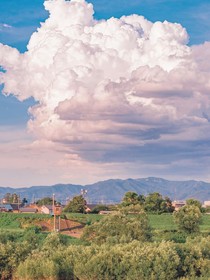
[121,191,175,213]
[63,192,175,214]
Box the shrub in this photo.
[173,205,202,234]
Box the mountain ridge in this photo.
[0,177,210,204]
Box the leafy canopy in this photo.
[64,195,86,213]
[82,206,151,244]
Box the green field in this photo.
[65,212,210,232]
[0,213,51,230]
[148,214,177,230]
[1,212,210,233]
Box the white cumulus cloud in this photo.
[0,0,210,182]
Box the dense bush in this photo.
[81,210,151,244]
[2,212,210,279]
[12,236,210,280]
[173,205,202,234]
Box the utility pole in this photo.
[52,194,62,232]
[53,193,56,231]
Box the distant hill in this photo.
[1,177,210,204]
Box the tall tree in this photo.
[121,191,144,206]
[64,195,86,213]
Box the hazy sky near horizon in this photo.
[1,0,210,187]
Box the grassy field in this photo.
[149,213,210,232]
[148,214,177,230]
[65,213,178,230]
[65,213,210,232]
[200,214,210,231]
[0,213,51,230]
[1,212,210,233]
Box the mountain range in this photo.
[1,177,210,204]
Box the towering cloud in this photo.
[0,0,210,179]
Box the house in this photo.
[172,201,186,211]
[85,204,98,213]
[10,204,21,213]
[203,201,210,208]
[19,207,38,214]
[0,204,13,212]
[99,210,113,215]
[41,205,53,215]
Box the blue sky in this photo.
[0,0,210,187]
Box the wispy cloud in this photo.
[1,23,12,28]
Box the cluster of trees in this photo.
[82,205,151,244]
[121,192,203,234]
[121,191,174,213]
[62,191,175,214]
[2,193,27,204]
[1,228,210,279]
[15,235,210,280]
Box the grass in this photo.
[200,214,210,231]
[1,212,210,234]
[148,213,210,232]
[0,213,52,229]
[63,213,210,233]
[148,214,177,231]
[63,213,178,230]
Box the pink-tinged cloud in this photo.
[0,0,210,184]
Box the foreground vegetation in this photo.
[0,213,210,279]
[1,199,210,279]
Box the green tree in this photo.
[12,193,19,203]
[22,197,28,205]
[64,195,86,213]
[121,191,144,206]
[173,205,202,234]
[36,197,53,206]
[3,193,20,204]
[186,198,202,210]
[144,192,174,213]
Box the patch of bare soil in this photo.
[36,218,85,238]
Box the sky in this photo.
[1,0,210,187]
